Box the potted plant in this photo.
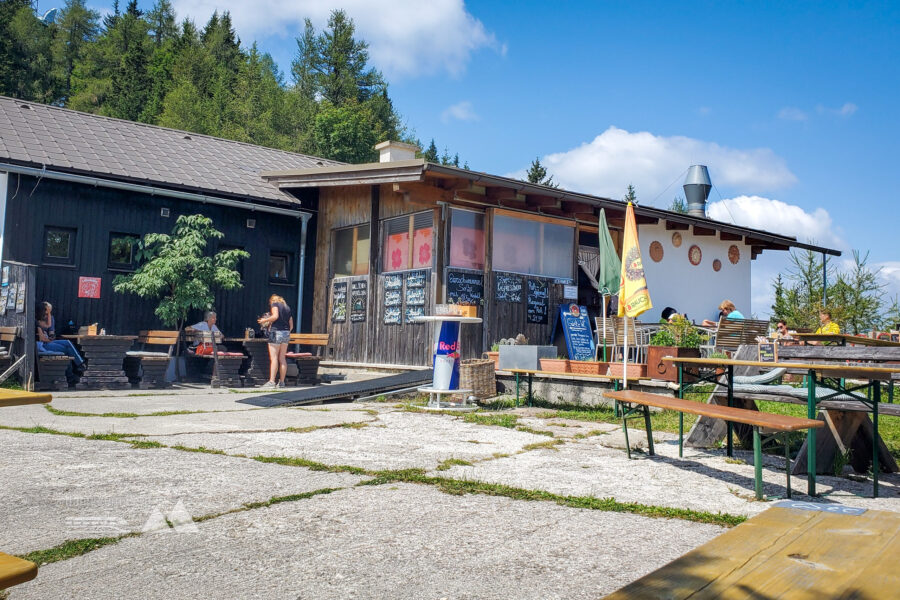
[483,342,501,370]
[540,355,571,373]
[646,315,706,382]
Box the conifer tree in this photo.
[526,157,558,187]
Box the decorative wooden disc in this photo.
[712,259,722,272]
[688,245,702,266]
[649,241,664,262]
[671,232,682,247]
[728,244,740,264]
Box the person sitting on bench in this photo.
[187,311,221,351]
[701,299,745,327]
[36,301,85,378]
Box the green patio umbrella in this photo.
[596,208,621,360]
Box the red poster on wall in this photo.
[78,277,101,299]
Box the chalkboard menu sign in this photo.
[447,270,483,306]
[406,286,425,306]
[406,306,425,323]
[332,281,347,322]
[526,278,549,324]
[350,280,367,323]
[406,270,426,288]
[558,304,596,361]
[384,289,401,307]
[495,273,523,303]
[758,342,777,362]
[384,306,401,325]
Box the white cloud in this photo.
[441,101,478,123]
[778,107,808,121]
[707,195,844,249]
[509,127,797,201]
[812,102,859,118]
[171,0,500,78]
[838,102,858,116]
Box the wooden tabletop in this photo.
[0,389,52,407]
[603,503,900,599]
[0,552,37,590]
[663,356,900,377]
[61,335,137,341]
[793,332,900,347]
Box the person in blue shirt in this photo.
[701,300,744,327]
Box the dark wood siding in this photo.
[3,175,312,337]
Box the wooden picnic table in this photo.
[603,501,900,599]
[665,356,899,497]
[505,368,650,407]
[793,332,900,347]
[0,389,51,407]
[62,335,137,389]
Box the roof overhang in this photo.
[261,160,841,258]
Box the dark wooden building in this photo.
[0,96,335,336]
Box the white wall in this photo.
[0,172,6,267]
[637,221,751,323]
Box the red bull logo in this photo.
[438,340,459,352]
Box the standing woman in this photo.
[258,295,293,388]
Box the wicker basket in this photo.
[460,358,497,400]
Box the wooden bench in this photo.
[183,329,244,388]
[123,330,179,388]
[287,333,329,386]
[605,389,823,499]
[703,318,770,354]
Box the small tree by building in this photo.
[669,196,687,213]
[113,214,249,377]
[624,184,637,204]
[526,157,559,188]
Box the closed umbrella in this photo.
[597,208,621,360]
[617,202,653,388]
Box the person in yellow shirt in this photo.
[815,310,840,335]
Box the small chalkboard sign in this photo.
[527,278,549,324]
[384,305,401,325]
[758,341,777,362]
[406,270,426,288]
[350,280,367,323]
[556,304,595,361]
[446,269,483,306]
[495,273,523,303]
[332,281,347,322]
[384,273,402,290]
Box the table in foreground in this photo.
[792,332,900,347]
[603,502,900,599]
[0,389,51,407]
[665,356,899,497]
[0,552,37,590]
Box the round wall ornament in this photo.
[649,241,664,262]
[728,244,740,264]
[712,259,722,272]
[688,245,702,266]
[671,232,682,247]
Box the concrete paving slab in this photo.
[138,411,551,471]
[14,483,725,600]
[48,391,266,414]
[0,403,371,436]
[0,429,364,555]
[437,432,900,517]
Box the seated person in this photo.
[187,311,221,347]
[701,300,745,327]
[36,301,85,379]
[815,310,840,335]
[659,306,680,323]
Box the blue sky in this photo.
[91,1,900,315]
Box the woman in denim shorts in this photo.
[257,294,293,388]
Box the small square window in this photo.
[43,227,76,265]
[108,233,140,270]
[269,252,290,283]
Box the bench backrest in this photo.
[183,329,224,345]
[138,330,180,346]
[714,318,745,351]
[0,325,19,343]
[778,345,900,362]
[741,319,770,343]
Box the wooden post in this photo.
[481,208,494,355]
[366,185,380,363]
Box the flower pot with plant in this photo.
[646,316,706,382]
[483,342,501,370]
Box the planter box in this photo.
[646,346,700,382]
[499,345,557,371]
[606,363,647,379]
[483,351,499,370]
[569,360,609,376]
[539,358,571,373]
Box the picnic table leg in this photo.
[753,426,763,500]
[527,373,533,408]
[613,378,620,417]
[677,364,684,458]
[873,380,880,498]
[515,373,520,406]
[622,404,632,459]
[784,432,792,499]
[643,405,655,456]
[726,365,734,458]
[807,368,817,497]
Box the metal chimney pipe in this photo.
[683,165,712,217]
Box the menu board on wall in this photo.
[384,273,402,290]
[331,281,347,322]
[556,304,595,361]
[406,286,426,306]
[0,287,7,316]
[446,270,483,306]
[495,273,523,303]
[384,289,402,307]
[384,306,401,325]
[350,280,367,323]
[526,278,549,324]
[406,306,425,323]
[6,283,17,310]
[406,270,426,288]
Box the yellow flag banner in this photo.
[617,203,653,318]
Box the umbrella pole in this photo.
[601,295,607,362]
[623,316,628,389]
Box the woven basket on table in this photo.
[460,358,497,400]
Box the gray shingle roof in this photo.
[0,96,341,205]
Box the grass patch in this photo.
[250,454,367,476]
[241,487,341,510]
[464,413,518,428]
[44,405,212,418]
[19,535,134,565]
[170,445,227,455]
[522,439,565,452]
[436,458,474,471]
[515,425,554,437]
[573,429,609,439]
[361,470,744,528]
